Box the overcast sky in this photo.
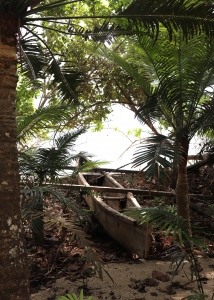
[76,104,204,170]
[76,105,146,170]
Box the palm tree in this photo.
[2,0,214,298]
[19,130,86,185]
[0,1,84,298]
[131,33,214,230]
[19,130,85,244]
[90,32,214,230]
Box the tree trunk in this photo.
[0,13,30,299]
[176,135,191,230]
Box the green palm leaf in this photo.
[47,59,84,103]
[19,36,46,80]
[119,0,214,41]
[132,134,183,182]
[192,99,214,136]
[19,130,85,184]
[127,205,188,245]
[22,0,214,42]
[19,33,84,104]
[17,105,72,142]
[136,93,161,125]
[3,0,214,43]
[55,129,85,151]
[126,205,208,250]
[89,45,153,97]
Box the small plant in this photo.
[186,291,208,299]
[153,197,162,205]
[57,289,93,300]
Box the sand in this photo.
[31,256,214,300]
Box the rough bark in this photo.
[176,135,191,230]
[0,12,30,300]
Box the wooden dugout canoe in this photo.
[77,171,150,258]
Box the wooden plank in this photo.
[63,166,138,173]
[41,184,214,200]
[102,196,126,201]
[43,183,172,195]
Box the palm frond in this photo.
[4,0,214,43]
[126,205,208,250]
[19,130,85,183]
[127,206,188,247]
[119,0,214,41]
[157,35,214,130]
[55,129,85,152]
[128,204,209,294]
[136,32,214,134]
[17,105,71,142]
[24,0,82,16]
[47,59,84,103]
[87,20,137,44]
[18,36,47,81]
[89,45,153,96]
[136,93,161,125]
[132,134,183,182]
[21,186,44,207]
[20,29,84,104]
[16,0,39,14]
[21,186,92,227]
[0,0,33,14]
[78,160,109,172]
[23,0,214,42]
[192,99,214,137]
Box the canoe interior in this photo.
[78,172,151,258]
[82,172,135,211]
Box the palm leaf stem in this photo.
[25,15,214,22]
[24,0,84,16]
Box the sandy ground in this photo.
[31,257,214,300]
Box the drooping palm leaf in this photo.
[18,36,47,81]
[89,45,154,97]
[136,93,161,125]
[126,204,208,294]
[126,205,209,250]
[19,149,39,176]
[21,185,94,242]
[20,32,84,104]
[17,105,72,142]
[132,134,183,182]
[47,59,84,103]
[191,99,214,137]
[3,0,213,43]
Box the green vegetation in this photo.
[2,0,214,299]
[57,290,93,300]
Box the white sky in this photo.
[76,104,204,170]
[76,105,147,170]
[35,103,203,171]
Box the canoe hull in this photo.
[78,172,150,258]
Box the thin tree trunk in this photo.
[0,13,30,299]
[176,135,191,230]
